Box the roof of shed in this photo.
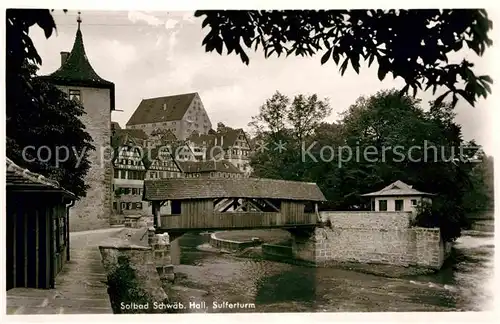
[6,158,76,198]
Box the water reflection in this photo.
[172,231,494,312]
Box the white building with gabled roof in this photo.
[361,180,435,213]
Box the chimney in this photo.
[220,136,224,147]
[60,51,69,66]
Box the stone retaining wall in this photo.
[209,232,261,251]
[124,215,154,229]
[304,211,451,269]
[262,244,294,258]
[98,242,169,313]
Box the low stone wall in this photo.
[99,241,169,313]
[262,244,294,258]
[294,211,450,270]
[209,232,261,252]
[110,212,125,226]
[124,215,154,229]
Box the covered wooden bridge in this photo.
[143,178,326,235]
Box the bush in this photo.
[106,255,151,314]
[414,200,466,242]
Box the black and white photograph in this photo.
[2,1,498,320]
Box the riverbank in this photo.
[167,232,494,312]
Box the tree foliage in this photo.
[249,91,332,181]
[195,9,493,108]
[6,9,93,198]
[249,89,492,241]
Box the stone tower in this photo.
[44,13,114,231]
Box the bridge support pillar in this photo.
[286,227,319,264]
[148,227,175,282]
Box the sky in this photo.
[30,10,497,155]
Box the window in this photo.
[132,188,137,195]
[395,199,404,211]
[136,202,142,209]
[411,199,418,206]
[120,170,126,179]
[114,169,119,178]
[171,200,182,215]
[69,89,81,102]
[113,202,117,210]
[378,200,387,211]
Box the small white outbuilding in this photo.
[361,180,435,213]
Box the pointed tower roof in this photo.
[41,12,115,110]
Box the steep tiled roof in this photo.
[144,178,326,201]
[151,128,178,143]
[141,146,181,171]
[126,93,197,126]
[41,26,115,110]
[115,129,148,140]
[111,132,144,163]
[111,132,141,149]
[361,180,435,197]
[217,128,242,149]
[187,128,251,160]
[187,133,216,146]
[177,160,242,174]
[6,158,76,198]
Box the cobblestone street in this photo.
[6,227,120,315]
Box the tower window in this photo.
[69,89,81,102]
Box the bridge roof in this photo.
[143,178,326,202]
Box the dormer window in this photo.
[69,89,81,102]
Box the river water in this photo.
[170,230,495,312]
